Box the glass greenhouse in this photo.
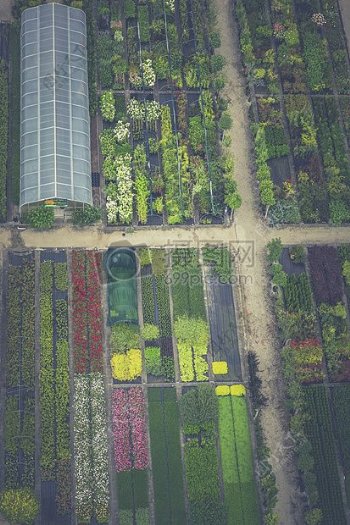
[20,3,92,209]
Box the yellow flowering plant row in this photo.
[175,316,209,382]
[110,349,142,381]
[212,361,228,375]
[215,384,246,397]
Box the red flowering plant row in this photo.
[112,387,149,472]
[71,251,104,373]
[287,338,324,384]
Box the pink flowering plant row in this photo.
[112,387,149,472]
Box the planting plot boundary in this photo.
[206,279,242,381]
[148,387,186,524]
[218,395,260,525]
[304,385,347,524]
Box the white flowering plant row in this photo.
[73,373,110,523]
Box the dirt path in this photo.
[339,0,350,52]
[0,223,346,250]
[213,0,302,522]
[0,0,13,22]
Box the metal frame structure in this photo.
[20,3,92,208]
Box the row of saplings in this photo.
[0,488,38,525]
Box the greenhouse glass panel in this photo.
[20,3,92,207]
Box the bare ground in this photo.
[0,0,13,22]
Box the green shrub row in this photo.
[0,60,8,220]
[6,261,35,388]
[171,249,206,320]
[218,395,260,524]
[148,388,185,524]
[40,258,71,514]
[181,386,224,524]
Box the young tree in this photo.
[219,112,233,131]
[271,262,287,287]
[99,90,115,122]
[180,385,218,427]
[224,179,242,213]
[267,238,283,263]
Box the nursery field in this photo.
[268,241,350,522]
[0,246,258,525]
[236,0,350,225]
[89,0,238,226]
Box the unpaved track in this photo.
[213,0,302,522]
[0,0,13,22]
[0,223,348,250]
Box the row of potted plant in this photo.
[74,373,110,523]
[112,387,149,472]
[71,251,104,373]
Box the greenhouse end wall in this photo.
[20,3,92,208]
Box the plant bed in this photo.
[203,246,241,381]
[303,385,346,524]
[237,0,350,224]
[73,373,110,524]
[139,248,176,382]
[39,254,72,519]
[332,384,350,499]
[180,386,224,524]
[71,250,104,373]
[217,393,260,524]
[112,387,149,472]
[4,253,35,490]
[94,0,239,227]
[148,387,186,524]
[308,246,344,306]
[113,387,150,523]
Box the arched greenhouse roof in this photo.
[20,3,92,207]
